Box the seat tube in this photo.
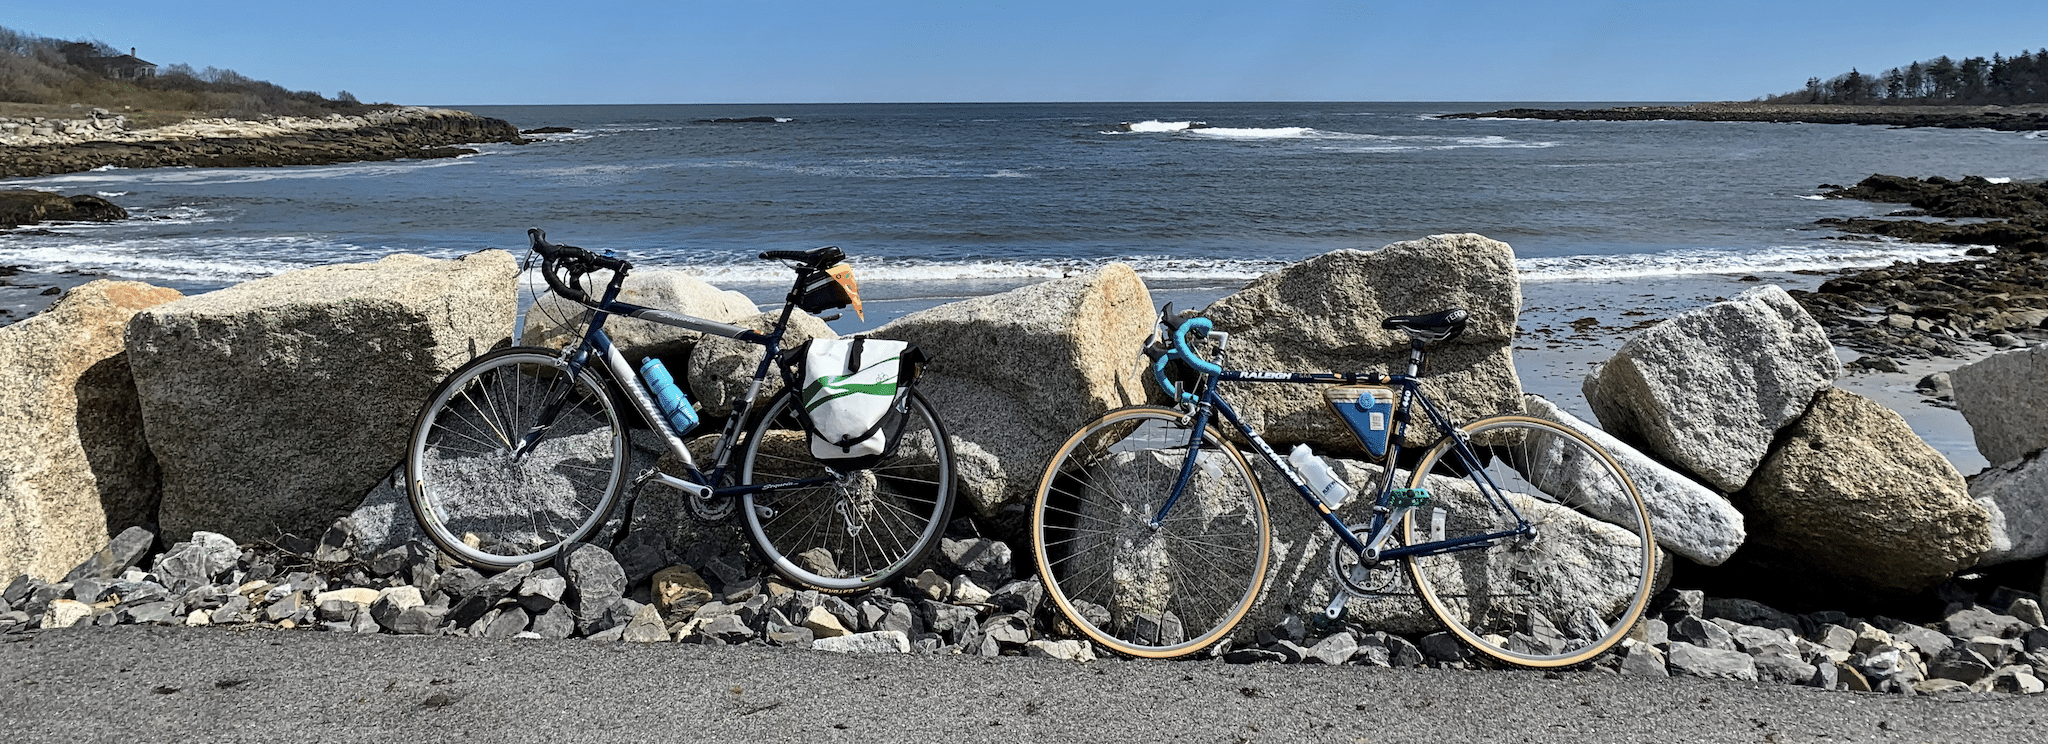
[1150,401,1215,528]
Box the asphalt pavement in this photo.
[4,626,2045,743]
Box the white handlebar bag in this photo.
[788,337,926,470]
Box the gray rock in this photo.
[62,525,157,584]
[559,543,628,609]
[121,601,177,625]
[530,602,576,640]
[1583,285,1839,492]
[3,575,44,610]
[1810,660,1842,690]
[1737,388,1991,596]
[369,586,425,631]
[1266,614,1308,645]
[1753,652,1818,685]
[2011,598,2045,629]
[343,469,419,557]
[1876,618,1955,657]
[1223,648,1287,664]
[1968,450,2048,565]
[1024,639,1096,662]
[1665,641,1760,681]
[987,579,1044,617]
[766,623,815,647]
[702,613,755,644]
[1305,632,1358,665]
[483,607,531,639]
[313,518,355,563]
[1729,625,1798,657]
[1986,666,2047,694]
[517,567,567,613]
[1269,640,1311,664]
[0,282,180,582]
[1813,624,1858,652]
[1928,647,1996,683]
[1703,597,1800,632]
[1944,607,2026,639]
[622,603,672,643]
[870,265,1154,518]
[152,532,242,586]
[939,537,1014,591]
[1952,344,2048,466]
[1523,395,1745,565]
[982,613,1032,647]
[813,630,911,654]
[922,599,979,641]
[1418,632,1471,662]
[388,605,448,635]
[1620,643,1668,677]
[128,251,519,542]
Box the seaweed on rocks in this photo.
[1793,175,2048,361]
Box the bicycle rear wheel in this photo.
[1402,415,1654,668]
[740,388,956,593]
[408,347,627,570]
[1031,407,1270,659]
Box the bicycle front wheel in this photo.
[1402,415,1655,668]
[741,388,956,593]
[1031,407,1270,659]
[407,347,627,570]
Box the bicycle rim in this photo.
[408,348,625,569]
[741,389,956,593]
[1403,415,1655,668]
[1032,407,1270,659]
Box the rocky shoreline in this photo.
[2,235,2045,700]
[1440,102,2048,132]
[1788,174,2048,363]
[0,106,525,179]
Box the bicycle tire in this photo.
[740,388,956,593]
[1031,406,1271,659]
[1402,415,1655,668]
[407,347,627,570]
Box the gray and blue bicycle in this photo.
[1030,306,1655,667]
[406,229,955,592]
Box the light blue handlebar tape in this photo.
[1174,317,1223,376]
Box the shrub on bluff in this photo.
[126,251,518,543]
[0,281,182,581]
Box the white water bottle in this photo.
[1288,444,1351,509]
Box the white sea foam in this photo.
[1115,120,1204,133]
[1986,177,2013,184]
[96,191,130,198]
[1796,195,1828,200]
[1516,242,1973,282]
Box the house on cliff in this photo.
[57,43,156,81]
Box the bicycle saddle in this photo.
[758,246,846,268]
[1381,308,1469,343]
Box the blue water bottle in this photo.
[637,357,699,436]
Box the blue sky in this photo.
[11,1,2048,105]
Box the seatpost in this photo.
[1406,339,1426,377]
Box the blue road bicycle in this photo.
[406,229,956,592]
[1030,306,1655,667]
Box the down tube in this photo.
[1207,396,1368,555]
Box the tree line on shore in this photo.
[0,24,384,123]
[1770,49,2048,106]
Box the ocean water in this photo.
[3,102,2043,314]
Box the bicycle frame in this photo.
[1155,333,1534,566]
[546,262,837,502]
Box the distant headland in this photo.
[1439,102,2048,131]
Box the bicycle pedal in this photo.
[1323,590,1351,621]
